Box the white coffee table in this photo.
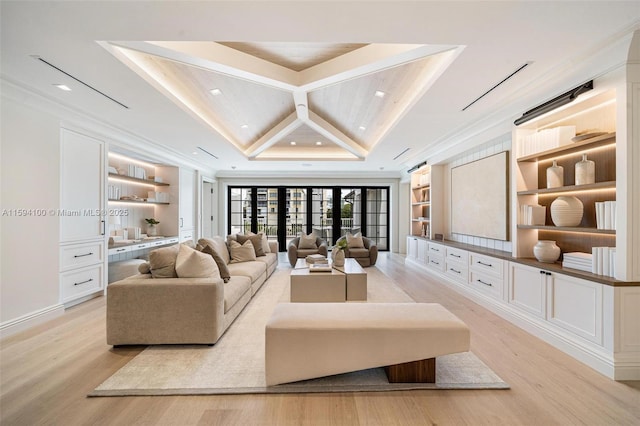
[290,258,367,302]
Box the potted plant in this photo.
[144,218,160,236]
[331,238,348,266]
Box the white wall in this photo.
[1,96,62,325]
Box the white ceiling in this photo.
[1,1,639,176]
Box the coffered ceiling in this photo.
[1,1,639,175]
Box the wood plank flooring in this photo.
[1,253,639,425]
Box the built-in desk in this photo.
[108,236,179,261]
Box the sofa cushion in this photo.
[175,244,221,279]
[299,232,318,249]
[229,239,257,263]
[148,244,179,278]
[347,247,370,259]
[223,276,252,313]
[227,260,266,282]
[297,248,321,257]
[201,245,231,282]
[346,232,364,248]
[198,237,231,265]
[236,234,265,257]
[255,232,271,253]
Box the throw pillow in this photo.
[229,239,257,263]
[175,244,221,279]
[198,237,231,265]
[347,232,365,248]
[138,262,151,274]
[201,245,231,282]
[298,232,318,249]
[257,232,271,253]
[148,244,180,278]
[236,233,265,257]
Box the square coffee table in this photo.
[333,258,367,301]
[290,259,346,302]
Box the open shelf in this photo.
[517,224,615,235]
[108,173,170,187]
[411,202,431,206]
[517,132,616,162]
[517,181,616,196]
[108,199,170,205]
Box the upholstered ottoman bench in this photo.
[265,302,470,386]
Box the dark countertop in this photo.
[409,236,640,287]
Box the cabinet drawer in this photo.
[60,264,104,303]
[445,261,468,283]
[470,270,503,300]
[108,245,132,256]
[446,247,468,264]
[427,242,445,257]
[60,242,104,271]
[180,229,194,242]
[426,255,445,272]
[469,253,504,278]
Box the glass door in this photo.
[311,188,333,244]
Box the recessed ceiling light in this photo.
[359,126,366,131]
[302,163,312,167]
[54,84,71,91]
[379,167,385,170]
[374,90,386,98]
[210,88,222,96]
[315,141,322,146]
[290,141,296,146]
[241,124,249,129]
[192,151,198,155]
[231,166,237,169]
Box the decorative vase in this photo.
[332,248,345,266]
[575,154,595,185]
[147,224,157,236]
[550,196,584,227]
[533,240,561,263]
[546,160,564,188]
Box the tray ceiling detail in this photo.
[104,41,462,161]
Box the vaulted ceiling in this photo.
[1,1,639,175]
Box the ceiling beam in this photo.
[306,111,368,159]
[245,112,301,158]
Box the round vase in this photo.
[533,240,561,263]
[332,249,345,266]
[575,154,595,185]
[546,160,564,188]
[550,196,583,227]
[147,224,157,236]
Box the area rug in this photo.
[90,265,508,396]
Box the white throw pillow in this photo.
[346,232,365,248]
[175,244,221,279]
[298,232,318,249]
[229,239,257,263]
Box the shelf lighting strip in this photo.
[536,188,616,197]
[536,143,616,164]
[108,176,157,188]
[108,152,156,169]
[536,228,616,237]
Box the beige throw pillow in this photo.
[346,232,365,248]
[257,232,271,253]
[175,244,220,279]
[198,237,231,265]
[229,239,257,263]
[201,245,231,282]
[298,232,318,249]
[237,234,265,257]
[148,244,179,278]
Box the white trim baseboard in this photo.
[0,303,65,340]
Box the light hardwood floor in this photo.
[1,253,639,425]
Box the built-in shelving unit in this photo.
[512,90,617,260]
[107,173,170,187]
[410,166,431,237]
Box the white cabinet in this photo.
[445,246,469,284]
[60,129,105,242]
[470,253,506,301]
[59,128,106,306]
[406,236,418,261]
[508,262,547,318]
[417,239,428,264]
[426,242,445,272]
[179,168,196,232]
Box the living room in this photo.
[2,1,640,424]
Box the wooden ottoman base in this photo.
[385,358,436,383]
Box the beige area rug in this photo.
[91,265,508,396]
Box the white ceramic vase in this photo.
[147,224,157,236]
[332,248,345,266]
[550,196,583,227]
[575,154,595,185]
[546,160,564,188]
[533,240,561,263]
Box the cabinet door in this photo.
[406,237,418,259]
[547,273,603,344]
[60,129,105,242]
[417,239,428,263]
[508,262,546,318]
[179,168,195,230]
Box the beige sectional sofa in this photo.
[106,235,278,346]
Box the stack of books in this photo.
[562,252,592,273]
[520,204,546,225]
[518,126,575,157]
[592,247,616,277]
[306,254,328,264]
[595,201,616,230]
